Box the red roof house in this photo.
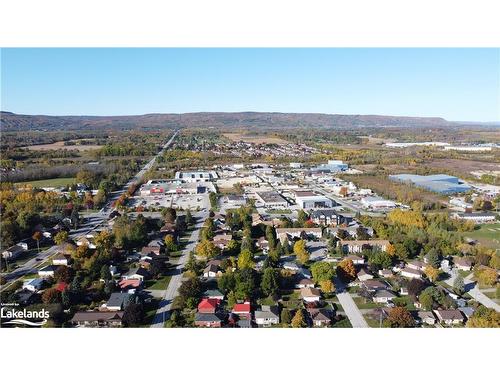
[197,298,219,314]
[232,301,251,316]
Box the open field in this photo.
[26,140,102,151]
[462,222,500,249]
[223,132,289,144]
[16,177,77,188]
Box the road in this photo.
[334,277,369,328]
[1,130,179,289]
[150,211,207,328]
[445,268,500,312]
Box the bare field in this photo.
[426,159,500,174]
[222,133,289,144]
[26,140,102,151]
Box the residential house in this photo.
[52,253,70,266]
[255,305,280,327]
[256,237,270,253]
[433,309,465,325]
[202,289,225,300]
[308,308,332,327]
[417,311,437,325]
[454,257,473,271]
[407,260,426,272]
[71,311,125,327]
[122,267,150,281]
[2,245,24,260]
[361,279,390,292]
[282,261,300,272]
[346,254,365,265]
[194,313,223,328]
[295,278,315,289]
[400,267,424,280]
[203,263,220,278]
[378,269,393,278]
[197,298,219,314]
[102,293,133,311]
[372,289,397,304]
[300,287,321,303]
[141,246,162,257]
[232,301,252,319]
[75,235,96,250]
[22,278,45,292]
[38,265,57,278]
[118,279,142,293]
[357,269,374,281]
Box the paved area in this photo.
[445,268,500,313]
[150,212,207,328]
[334,278,369,328]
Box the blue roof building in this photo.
[389,174,471,194]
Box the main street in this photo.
[1,130,179,289]
[150,211,207,327]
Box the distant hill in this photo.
[0,111,456,131]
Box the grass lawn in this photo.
[145,275,172,290]
[462,222,500,248]
[331,318,352,328]
[365,317,383,328]
[352,296,382,309]
[16,177,77,188]
[169,251,183,259]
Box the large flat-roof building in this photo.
[389,174,471,194]
[294,190,334,209]
[255,191,289,208]
[140,180,216,196]
[174,170,218,182]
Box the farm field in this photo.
[26,140,102,151]
[16,177,77,188]
[222,132,289,144]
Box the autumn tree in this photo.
[32,231,43,252]
[319,279,335,294]
[293,240,309,265]
[337,259,357,282]
[195,240,218,259]
[291,309,307,328]
[476,267,497,287]
[42,288,62,304]
[387,306,415,327]
[424,266,440,282]
[466,306,500,328]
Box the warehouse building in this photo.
[389,174,471,194]
[174,170,218,182]
[361,196,397,209]
[451,212,496,224]
[294,190,334,209]
[255,191,289,209]
[140,180,216,196]
[311,160,348,174]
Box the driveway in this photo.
[335,278,369,328]
[445,268,500,313]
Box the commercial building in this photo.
[255,191,289,208]
[451,212,496,223]
[174,170,218,182]
[389,174,471,194]
[139,180,216,196]
[311,160,348,173]
[360,196,397,209]
[294,190,334,209]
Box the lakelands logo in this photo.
[1,306,49,327]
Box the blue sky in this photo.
[1,48,499,121]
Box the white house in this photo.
[400,267,423,280]
[300,287,321,303]
[52,253,70,266]
[254,306,280,327]
[38,265,57,278]
[357,269,374,281]
[433,309,465,325]
[372,289,397,304]
[203,263,220,278]
[22,278,45,292]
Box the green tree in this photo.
[281,308,292,326]
[310,261,335,283]
[54,231,69,245]
[261,268,280,296]
[237,249,255,269]
[453,274,465,295]
[195,240,218,259]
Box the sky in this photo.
[1,48,499,122]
